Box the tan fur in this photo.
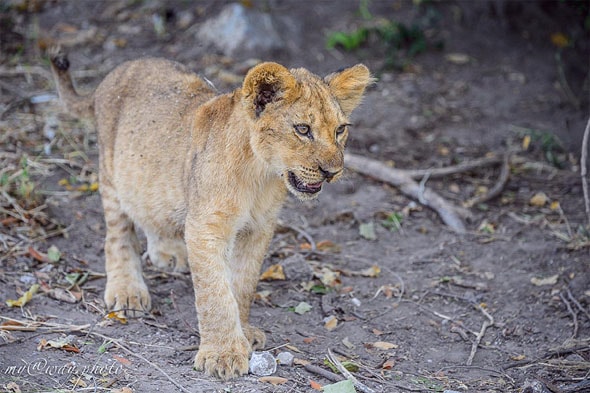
[50,50,372,379]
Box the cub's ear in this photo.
[242,62,298,118]
[324,64,374,116]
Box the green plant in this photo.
[381,211,403,231]
[516,126,566,168]
[1,156,38,205]
[326,0,442,70]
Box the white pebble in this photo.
[249,351,277,376]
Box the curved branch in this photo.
[345,153,467,233]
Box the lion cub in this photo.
[50,50,372,379]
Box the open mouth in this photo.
[288,172,323,194]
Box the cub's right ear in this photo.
[242,62,298,118]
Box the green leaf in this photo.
[47,245,61,263]
[381,212,403,231]
[359,222,377,240]
[322,379,356,393]
[294,301,313,315]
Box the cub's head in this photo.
[242,62,373,200]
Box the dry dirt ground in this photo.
[1,1,589,392]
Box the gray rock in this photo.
[197,3,298,58]
[249,351,277,376]
[281,254,313,282]
[276,351,294,367]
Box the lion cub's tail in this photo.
[48,47,94,119]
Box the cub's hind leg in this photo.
[101,178,151,317]
[145,231,189,272]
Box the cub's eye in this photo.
[294,124,312,139]
[336,124,349,137]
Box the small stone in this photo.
[281,254,313,282]
[276,351,294,367]
[249,351,277,376]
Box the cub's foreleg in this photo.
[231,226,275,350]
[101,177,151,317]
[185,210,251,380]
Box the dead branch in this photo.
[581,116,590,227]
[502,339,590,370]
[345,153,468,233]
[327,348,376,393]
[303,364,341,383]
[400,155,504,179]
[463,154,511,208]
[566,287,590,322]
[560,292,579,339]
[466,304,494,366]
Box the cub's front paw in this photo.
[243,324,266,350]
[194,336,250,380]
[104,278,151,317]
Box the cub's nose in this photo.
[319,166,341,182]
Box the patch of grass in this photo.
[381,211,403,231]
[516,126,567,168]
[326,0,443,70]
[0,155,40,208]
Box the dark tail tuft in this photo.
[48,46,70,71]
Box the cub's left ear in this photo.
[242,62,298,118]
[324,64,375,116]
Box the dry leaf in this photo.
[372,328,384,336]
[294,301,312,315]
[38,336,80,353]
[529,192,548,207]
[259,376,288,385]
[522,135,531,150]
[316,240,340,252]
[510,354,526,361]
[550,201,560,211]
[371,341,398,350]
[382,358,395,369]
[106,311,128,324]
[285,344,302,353]
[359,265,381,277]
[6,284,39,307]
[550,32,570,48]
[293,358,310,366]
[260,264,286,281]
[28,247,48,263]
[531,274,559,286]
[112,355,132,366]
[303,337,317,344]
[324,315,338,331]
[316,267,341,287]
[69,377,87,387]
[445,53,471,64]
[47,288,78,304]
[342,337,355,349]
[310,380,322,390]
[5,382,21,393]
[111,388,133,393]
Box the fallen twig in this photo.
[466,304,494,366]
[581,116,590,227]
[566,287,590,322]
[303,364,341,383]
[83,330,191,393]
[560,292,579,339]
[463,154,511,208]
[502,339,590,370]
[327,349,376,393]
[345,153,467,233]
